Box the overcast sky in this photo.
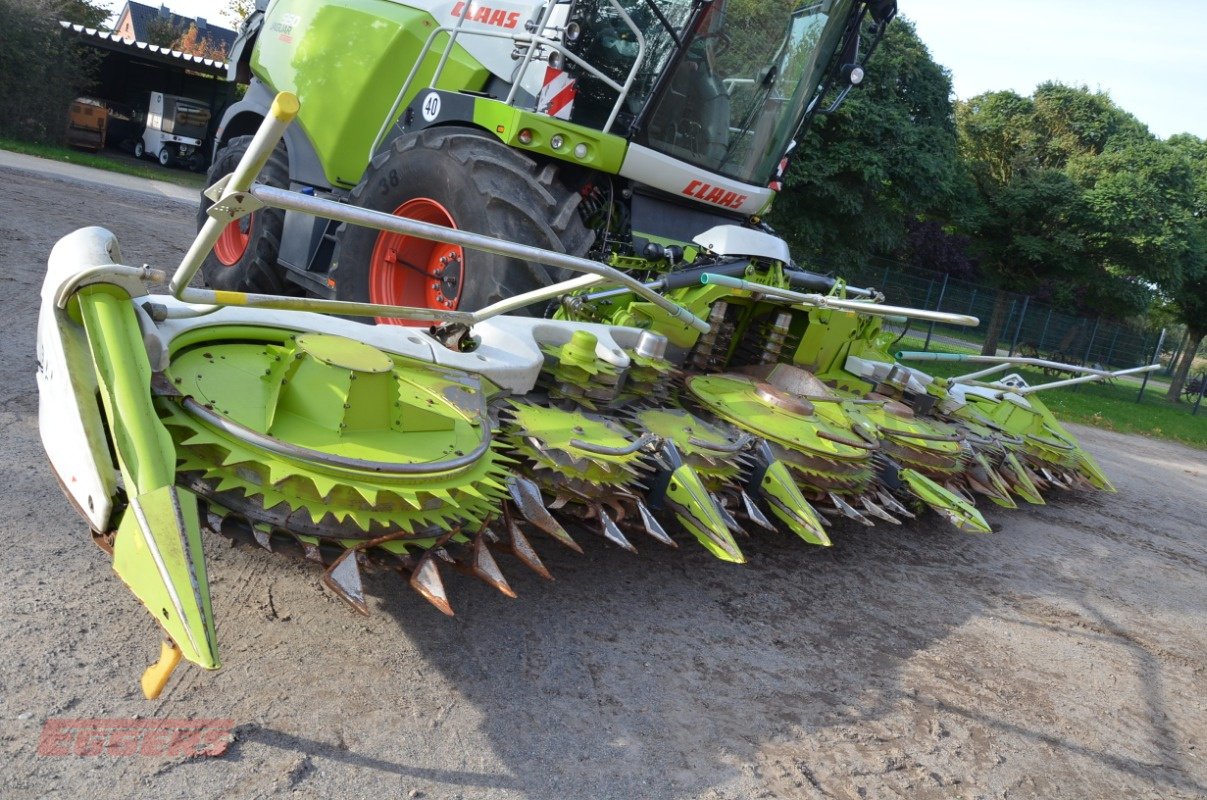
[99,0,1207,139]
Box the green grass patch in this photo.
[0,139,205,189]
[891,339,1206,449]
[890,333,980,357]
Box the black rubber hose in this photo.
[662,259,750,291]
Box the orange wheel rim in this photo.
[215,215,253,266]
[368,198,463,326]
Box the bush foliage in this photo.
[0,0,99,144]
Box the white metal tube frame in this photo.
[970,364,1160,396]
[372,0,646,160]
[895,351,1162,396]
[169,92,709,333]
[169,93,300,297]
[699,274,981,328]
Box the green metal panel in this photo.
[252,0,490,188]
[472,100,628,173]
[76,287,218,670]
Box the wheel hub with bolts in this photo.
[431,252,462,308]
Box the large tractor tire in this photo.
[331,126,593,324]
[197,135,294,294]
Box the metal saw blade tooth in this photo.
[859,496,901,525]
[409,557,454,616]
[506,476,582,552]
[828,492,874,526]
[712,493,743,533]
[301,541,325,564]
[876,490,915,519]
[636,500,676,547]
[203,508,226,534]
[252,526,273,552]
[469,535,517,598]
[322,550,368,615]
[739,490,776,531]
[507,518,553,581]
[597,506,637,553]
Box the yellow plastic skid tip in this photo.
[271,92,301,121]
[141,641,182,700]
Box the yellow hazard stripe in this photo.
[212,291,248,305]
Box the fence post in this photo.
[1195,373,1207,416]
[1103,327,1121,369]
[1081,317,1100,364]
[1009,295,1030,356]
[1136,327,1166,404]
[923,273,949,351]
[966,288,977,315]
[1037,307,1053,352]
[999,298,1017,355]
[881,264,891,293]
[1074,317,1101,393]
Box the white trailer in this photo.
[133,91,212,169]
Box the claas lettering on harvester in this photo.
[37,1,1144,698]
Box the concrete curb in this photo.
[0,149,197,205]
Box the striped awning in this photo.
[59,21,229,78]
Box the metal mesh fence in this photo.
[835,258,1161,370]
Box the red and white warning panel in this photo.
[538,65,576,120]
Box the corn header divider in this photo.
[38,93,1146,699]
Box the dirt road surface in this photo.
[1,163,1204,799]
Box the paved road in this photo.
[0,149,196,206]
[1,161,1204,800]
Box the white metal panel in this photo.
[36,227,122,532]
[397,0,554,91]
[692,224,791,262]
[619,143,774,217]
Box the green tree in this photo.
[1161,133,1207,401]
[172,23,229,60]
[956,84,1199,354]
[1164,273,1207,403]
[769,17,963,272]
[956,90,1079,354]
[222,0,256,28]
[144,15,184,47]
[1068,137,1199,317]
[1030,81,1149,168]
[56,0,109,28]
[0,0,99,143]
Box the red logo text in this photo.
[451,2,521,29]
[682,180,748,210]
[37,718,234,758]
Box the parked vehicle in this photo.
[65,97,108,151]
[133,91,212,170]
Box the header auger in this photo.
[38,92,1154,698]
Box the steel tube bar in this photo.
[250,183,710,332]
[1010,364,1159,395]
[170,93,300,297]
[897,352,1116,377]
[700,274,980,327]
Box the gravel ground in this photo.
[0,163,1204,800]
